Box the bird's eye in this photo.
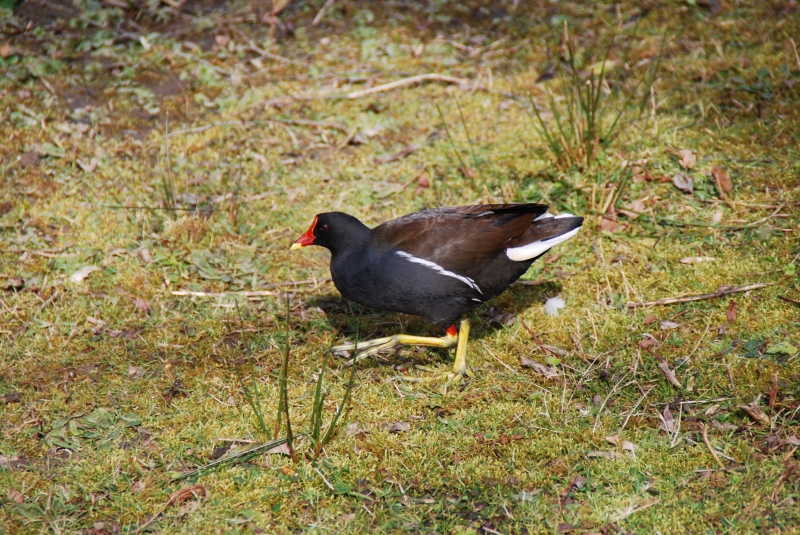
[319,224,329,231]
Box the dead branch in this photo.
[347,73,486,99]
[626,282,773,308]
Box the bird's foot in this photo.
[332,332,458,366]
[392,364,472,394]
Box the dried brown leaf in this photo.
[678,149,696,169]
[387,422,410,433]
[70,265,101,284]
[520,357,558,378]
[346,422,369,436]
[619,199,646,219]
[77,158,98,174]
[658,405,675,433]
[712,166,732,195]
[726,301,737,323]
[656,360,682,388]
[672,173,693,194]
[3,392,21,403]
[7,488,24,503]
[133,298,151,313]
[739,395,770,426]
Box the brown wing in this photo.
[370,204,548,278]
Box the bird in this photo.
[291,203,583,388]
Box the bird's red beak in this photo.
[291,216,317,250]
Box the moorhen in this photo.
[291,203,583,387]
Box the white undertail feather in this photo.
[505,213,580,262]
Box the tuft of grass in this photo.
[529,22,665,172]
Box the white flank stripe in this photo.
[396,251,482,293]
[505,227,580,261]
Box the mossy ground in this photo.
[1,1,799,534]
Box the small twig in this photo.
[778,295,800,307]
[482,341,518,375]
[165,120,243,138]
[620,386,653,432]
[592,374,630,433]
[267,118,349,133]
[518,319,561,358]
[347,73,486,99]
[0,247,67,257]
[790,38,800,72]
[700,423,726,470]
[312,0,336,26]
[171,278,332,298]
[626,282,773,308]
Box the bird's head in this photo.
[291,212,369,254]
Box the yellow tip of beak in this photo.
[290,242,304,251]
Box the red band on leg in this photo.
[446,325,458,337]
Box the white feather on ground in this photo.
[545,296,565,316]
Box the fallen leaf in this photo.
[640,333,659,348]
[727,301,737,323]
[660,321,680,330]
[345,422,369,436]
[599,205,618,232]
[4,392,22,403]
[19,151,39,167]
[739,399,770,426]
[387,422,410,433]
[2,277,24,291]
[619,199,646,219]
[678,149,696,169]
[605,435,638,452]
[672,173,693,194]
[644,314,656,325]
[136,248,153,264]
[70,265,101,284]
[131,480,147,493]
[711,420,737,433]
[338,513,356,523]
[215,34,231,47]
[128,366,144,378]
[520,357,558,378]
[133,298,151,313]
[658,405,675,434]
[680,256,716,264]
[712,166,732,195]
[545,253,561,264]
[656,360,682,388]
[712,208,723,224]
[0,44,15,58]
[7,488,24,503]
[267,442,291,455]
[557,522,574,533]
[166,484,206,508]
[77,158,99,173]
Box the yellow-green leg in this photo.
[333,329,458,366]
[333,318,472,392]
[395,317,472,393]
